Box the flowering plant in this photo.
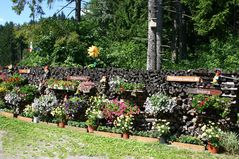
[85,96,106,126]
[199,121,223,147]
[144,93,177,116]
[51,105,66,122]
[65,96,84,116]
[32,93,58,117]
[109,76,144,94]
[192,95,231,117]
[85,108,103,127]
[192,94,210,113]
[0,86,7,98]
[4,91,22,113]
[5,73,26,86]
[103,99,140,124]
[47,78,79,90]
[114,114,134,133]
[88,45,99,58]
[152,119,170,137]
[22,104,34,118]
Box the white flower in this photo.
[201,125,207,131]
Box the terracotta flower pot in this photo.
[87,125,94,133]
[58,122,65,128]
[122,133,130,139]
[207,143,219,154]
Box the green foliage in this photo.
[181,0,236,36]
[67,120,87,128]
[132,130,161,138]
[18,18,95,67]
[152,119,171,137]
[96,125,122,134]
[199,122,223,148]
[22,104,34,118]
[19,85,38,102]
[114,115,134,133]
[86,0,147,69]
[0,99,6,109]
[221,131,239,155]
[175,135,204,145]
[192,94,232,118]
[0,22,21,65]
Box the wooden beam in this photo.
[185,88,222,95]
[18,69,30,74]
[166,76,202,82]
[67,76,90,81]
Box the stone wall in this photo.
[2,66,239,134]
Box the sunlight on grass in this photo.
[0,116,237,159]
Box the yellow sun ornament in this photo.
[88,45,99,58]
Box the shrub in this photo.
[22,104,34,118]
[176,135,204,145]
[19,85,38,102]
[144,93,177,116]
[0,99,6,109]
[221,131,239,155]
[67,121,86,128]
[192,94,232,118]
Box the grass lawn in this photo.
[0,116,237,159]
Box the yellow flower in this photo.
[88,45,99,58]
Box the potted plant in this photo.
[85,108,102,133]
[152,119,171,143]
[19,85,38,104]
[85,96,106,133]
[51,105,67,128]
[144,93,177,117]
[4,90,22,117]
[114,114,134,139]
[32,104,40,123]
[31,93,58,122]
[199,121,222,153]
[64,96,85,120]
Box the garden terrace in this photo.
[0,66,239,156]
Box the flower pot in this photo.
[122,133,130,139]
[33,116,39,123]
[87,125,94,133]
[160,136,166,144]
[207,143,219,154]
[58,122,65,128]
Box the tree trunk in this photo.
[147,0,157,70]
[172,0,184,63]
[156,0,163,70]
[75,0,81,22]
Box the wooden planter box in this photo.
[0,111,14,118]
[94,131,122,138]
[131,135,159,143]
[47,85,76,91]
[171,142,205,151]
[17,115,32,122]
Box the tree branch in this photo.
[55,0,74,15]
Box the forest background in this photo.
[1,0,239,71]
